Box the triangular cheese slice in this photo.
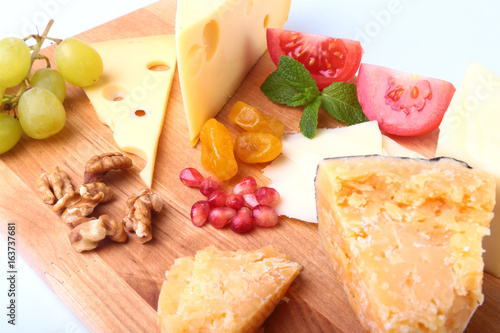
[175,0,291,145]
[315,156,495,332]
[83,35,176,188]
[157,246,301,332]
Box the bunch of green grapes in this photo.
[0,20,103,154]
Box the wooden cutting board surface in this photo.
[1,0,499,332]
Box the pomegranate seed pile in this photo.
[179,168,281,233]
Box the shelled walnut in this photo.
[69,218,107,252]
[123,188,163,243]
[58,183,114,224]
[84,152,133,183]
[36,166,74,205]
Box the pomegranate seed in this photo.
[255,187,281,206]
[208,207,236,229]
[208,190,228,208]
[225,193,245,211]
[200,176,221,197]
[252,205,279,227]
[230,207,253,234]
[243,193,259,209]
[190,201,210,227]
[179,168,205,187]
[232,176,257,195]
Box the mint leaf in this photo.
[260,56,320,107]
[321,82,368,125]
[277,56,319,95]
[260,70,304,106]
[299,95,322,139]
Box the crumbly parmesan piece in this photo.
[315,156,495,333]
[157,246,301,333]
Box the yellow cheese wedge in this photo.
[82,35,176,188]
[436,62,500,277]
[157,246,301,333]
[175,0,291,145]
[316,156,495,332]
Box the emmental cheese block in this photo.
[315,156,495,332]
[436,62,500,277]
[175,0,291,145]
[157,246,301,333]
[83,35,177,188]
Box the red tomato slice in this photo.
[357,64,456,136]
[267,28,363,90]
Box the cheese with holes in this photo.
[316,156,495,332]
[262,121,425,223]
[83,35,176,188]
[436,62,500,277]
[175,0,291,145]
[157,246,301,333]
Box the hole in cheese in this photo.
[263,14,270,29]
[246,0,254,15]
[135,109,147,117]
[202,20,220,62]
[102,84,128,102]
[186,44,204,77]
[147,61,170,71]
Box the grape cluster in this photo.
[0,20,103,154]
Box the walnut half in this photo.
[84,152,133,184]
[36,166,74,205]
[69,218,107,252]
[123,188,163,243]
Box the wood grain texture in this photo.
[0,0,498,332]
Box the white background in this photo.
[1,0,500,332]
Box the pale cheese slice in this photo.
[83,35,176,188]
[175,0,291,145]
[157,246,301,333]
[436,62,500,277]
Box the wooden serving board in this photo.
[1,1,499,332]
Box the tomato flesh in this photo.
[267,28,363,90]
[357,64,456,136]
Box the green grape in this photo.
[0,37,31,88]
[0,113,23,154]
[30,68,66,102]
[18,87,66,139]
[55,38,103,87]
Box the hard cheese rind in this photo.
[83,35,177,188]
[157,246,301,333]
[436,62,500,277]
[175,0,291,145]
[316,156,495,332]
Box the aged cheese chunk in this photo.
[175,0,291,145]
[157,246,301,333]
[436,62,500,277]
[316,156,495,332]
[83,35,176,188]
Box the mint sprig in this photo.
[260,55,368,138]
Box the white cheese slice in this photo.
[263,121,425,223]
[436,61,500,277]
[175,0,291,145]
[83,35,176,188]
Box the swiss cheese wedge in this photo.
[157,246,301,333]
[316,156,495,332]
[83,35,176,188]
[175,0,291,145]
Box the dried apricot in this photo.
[228,101,284,137]
[200,118,238,181]
[234,132,282,164]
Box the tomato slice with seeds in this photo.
[267,28,363,90]
[357,64,456,136]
